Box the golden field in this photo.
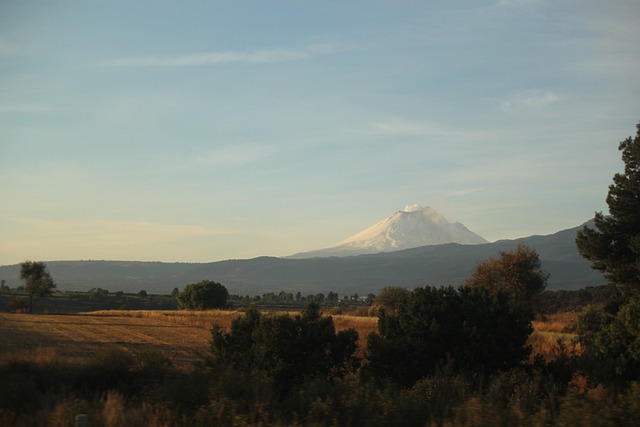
[0,309,575,369]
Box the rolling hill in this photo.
[0,221,605,296]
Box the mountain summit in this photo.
[290,204,488,258]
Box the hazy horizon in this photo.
[2,1,639,265]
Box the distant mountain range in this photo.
[289,204,488,258]
[0,221,605,296]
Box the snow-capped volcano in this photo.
[289,204,488,258]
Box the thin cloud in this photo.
[442,188,484,199]
[196,144,272,166]
[370,118,502,140]
[502,90,562,110]
[99,45,335,68]
[496,0,540,6]
[0,105,52,113]
[16,218,232,243]
[0,38,19,55]
[4,218,235,263]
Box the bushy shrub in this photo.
[211,303,360,395]
[578,297,640,389]
[177,280,228,310]
[365,285,533,387]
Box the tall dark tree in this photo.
[576,121,640,388]
[576,121,640,292]
[20,261,56,313]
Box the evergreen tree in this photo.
[576,121,640,388]
[576,121,640,292]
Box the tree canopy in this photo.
[177,280,228,310]
[375,285,410,313]
[464,243,548,311]
[576,121,640,292]
[575,121,640,389]
[211,303,359,394]
[20,261,56,313]
[365,285,533,387]
[578,301,640,389]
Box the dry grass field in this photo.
[0,311,214,370]
[0,309,576,370]
[0,310,380,370]
[529,311,581,361]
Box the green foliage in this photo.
[19,261,56,313]
[375,285,410,312]
[539,284,623,314]
[177,280,228,310]
[574,121,640,389]
[4,342,639,426]
[366,285,533,387]
[578,297,640,388]
[464,243,548,311]
[576,121,640,291]
[211,303,360,394]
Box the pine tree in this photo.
[576,121,640,292]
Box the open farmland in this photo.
[0,309,577,372]
[0,310,380,369]
[0,311,220,370]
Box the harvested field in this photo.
[0,312,213,370]
[0,309,572,370]
[0,310,379,370]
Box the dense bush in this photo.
[177,280,228,310]
[365,285,533,387]
[578,296,640,389]
[211,303,360,395]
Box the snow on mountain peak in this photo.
[402,204,423,212]
[289,204,489,258]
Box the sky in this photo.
[1,0,639,265]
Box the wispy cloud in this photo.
[502,90,562,110]
[496,0,540,6]
[16,218,232,243]
[0,105,52,113]
[369,118,503,139]
[196,144,272,166]
[3,218,234,262]
[99,44,336,68]
[0,38,19,55]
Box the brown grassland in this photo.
[3,309,616,427]
[0,309,576,369]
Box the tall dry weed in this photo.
[331,315,378,355]
[533,312,579,334]
[48,398,87,427]
[101,391,126,427]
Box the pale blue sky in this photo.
[1,0,639,265]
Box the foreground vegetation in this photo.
[0,305,633,426]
